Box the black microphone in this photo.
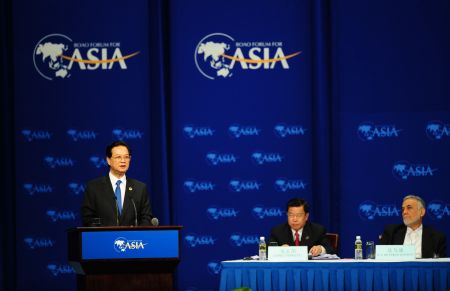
[113,196,119,226]
[130,197,138,227]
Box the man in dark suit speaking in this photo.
[379,195,446,258]
[269,198,335,256]
[81,141,153,226]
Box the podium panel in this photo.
[68,226,182,291]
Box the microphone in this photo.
[113,196,119,226]
[130,197,138,227]
[151,217,159,226]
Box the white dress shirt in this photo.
[403,224,423,258]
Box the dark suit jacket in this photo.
[81,176,153,226]
[379,224,447,258]
[269,222,335,254]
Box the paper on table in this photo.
[311,254,340,260]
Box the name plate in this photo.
[268,246,308,261]
[375,245,416,260]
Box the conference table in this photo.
[219,258,450,291]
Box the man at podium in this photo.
[81,140,153,226]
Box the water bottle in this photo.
[354,235,363,260]
[259,236,267,260]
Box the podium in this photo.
[68,226,182,291]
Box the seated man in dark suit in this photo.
[379,195,446,258]
[269,198,335,256]
[81,141,153,226]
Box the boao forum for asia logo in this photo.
[21,129,52,142]
[358,201,400,220]
[427,200,450,220]
[184,234,217,247]
[357,122,402,141]
[426,121,450,140]
[206,206,239,220]
[47,263,75,276]
[392,161,437,181]
[33,33,140,80]
[194,33,301,80]
[23,183,53,196]
[113,237,147,253]
[252,205,283,219]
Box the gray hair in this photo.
[403,195,426,209]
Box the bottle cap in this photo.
[356,235,361,240]
[260,236,265,240]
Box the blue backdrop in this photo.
[1,0,449,290]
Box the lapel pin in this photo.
[129,187,133,191]
[305,236,310,240]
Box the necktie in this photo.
[115,180,122,214]
[295,231,300,246]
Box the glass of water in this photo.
[366,241,375,259]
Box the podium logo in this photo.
[207,261,222,275]
[357,122,401,141]
[207,206,239,220]
[112,128,144,140]
[68,183,85,195]
[251,152,283,165]
[89,156,108,168]
[206,152,238,166]
[23,183,53,196]
[229,179,261,192]
[184,234,216,247]
[46,210,77,222]
[358,201,400,220]
[229,233,259,247]
[274,124,306,138]
[33,33,140,80]
[44,156,75,168]
[252,206,283,219]
[183,180,216,193]
[194,32,301,80]
[47,263,75,276]
[67,129,97,141]
[228,124,261,138]
[21,129,52,142]
[427,200,450,220]
[183,125,215,139]
[24,237,55,249]
[426,121,450,140]
[275,178,307,192]
[113,237,147,253]
[392,161,437,181]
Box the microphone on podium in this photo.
[113,196,119,226]
[151,217,159,226]
[127,193,159,227]
[130,197,138,227]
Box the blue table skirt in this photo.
[219,260,450,291]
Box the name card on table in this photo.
[268,246,308,261]
[375,245,416,260]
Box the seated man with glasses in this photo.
[81,140,153,226]
[269,198,335,256]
